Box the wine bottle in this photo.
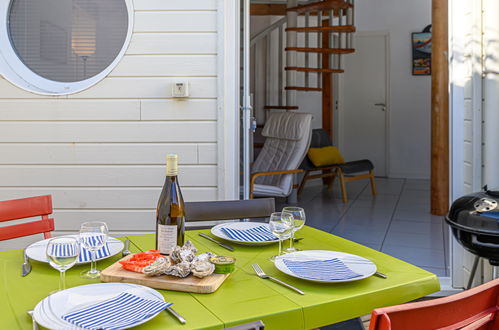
[156,154,185,255]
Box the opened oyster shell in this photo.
[170,240,198,264]
[143,257,171,277]
[164,261,191,278]
[191,260,215,278]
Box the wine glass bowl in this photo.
[46,237,80,291]
[282,206,306,252]
[269,212,293,261]
[79,221,109,279]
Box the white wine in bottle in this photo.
[156,154,185,255]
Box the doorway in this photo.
[337,32,389,177]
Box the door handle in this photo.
[374,103,386,111]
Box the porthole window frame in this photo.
[0,0,134,96]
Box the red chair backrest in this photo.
[369,278,499,330]
[0,195,54,241]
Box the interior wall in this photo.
[353,0,432,179]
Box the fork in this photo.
[122,239,131,257]
[252,264,304,295]
[26,310,39,330]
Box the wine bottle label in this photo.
[157,224,177,254]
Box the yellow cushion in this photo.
[307,146,345,167]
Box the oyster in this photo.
[164,261,191,278]
[170,240,198,264]
[191,260,215,278]
[143,257,171,277]
[194,252,216,263]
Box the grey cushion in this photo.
[252,112,312,197]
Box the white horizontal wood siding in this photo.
[450,0,485,288]
[0,0,238,251]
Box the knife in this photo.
[198,233,235,251]
[165,306,186,324]
[22,249,32,277]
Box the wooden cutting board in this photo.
[100,255,230,294]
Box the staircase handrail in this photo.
[250,17,287,46]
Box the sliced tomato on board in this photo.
[119,250,163,273]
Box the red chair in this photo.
[0,195,55,241]
[369,278,499,330]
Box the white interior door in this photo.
[339,33,388,176]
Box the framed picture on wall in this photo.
[412,31,432,75]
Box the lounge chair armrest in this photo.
[249,169,304,199]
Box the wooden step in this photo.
[285,86,323,92]
[286,25,356,33]
[285,66,344,73]
[263,105,299,110]
[287,0,352,14]
[285,47,355,54]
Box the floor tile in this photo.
[388,220,443,235]
[381,244,445,268]
[419,266,447,277]
[392,210,444,223]
[332,230,385,246]
[383,231,444,251]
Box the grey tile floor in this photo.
[277,177,450,277]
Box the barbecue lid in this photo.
[446,186,499,235]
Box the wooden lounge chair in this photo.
[250,112,313,199]
[298,129,376,203]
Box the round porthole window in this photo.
[0,0,133,95]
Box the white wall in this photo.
[352,0,432,179]
[0,0,238,250]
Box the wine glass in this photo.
[282,206,306,252]
[46,237,80,291]
[268,212,293,262]
[79,221,108,279]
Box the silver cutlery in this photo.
[22,249,32,277]
[293,237,304,243]
[127,237,144,253]
[374,271,388,279]
[122,239,131,257]
[252,264,304,295]
[26,310,39,330]
[165,306,186,324]
[198,233,235,251]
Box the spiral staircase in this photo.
[250,0,356,145]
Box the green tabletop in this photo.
[0,226,440,329]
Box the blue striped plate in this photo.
[212,222,280,246]
[282,258,361,281]
[275,250,377,283]
[220,225,278,242]
[50,239,110,263]
[34,283,167,330]
[62,292,172,330]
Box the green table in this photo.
[0,226,440,329]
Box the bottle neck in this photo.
[166,158,178,176]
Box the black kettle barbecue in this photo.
[446,185,499,288]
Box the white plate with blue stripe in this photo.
[274,250,377,283]
[211,222,280,246]
[33,283,166,330]
[26,234,124,265]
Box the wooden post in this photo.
[322,19,334,187]
[322,19,332,137]
[431,0,449,215]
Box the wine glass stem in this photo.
[90,250,97,274]
[289,231,295,249]
[60,271,66,291]
[278,239,282,256]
